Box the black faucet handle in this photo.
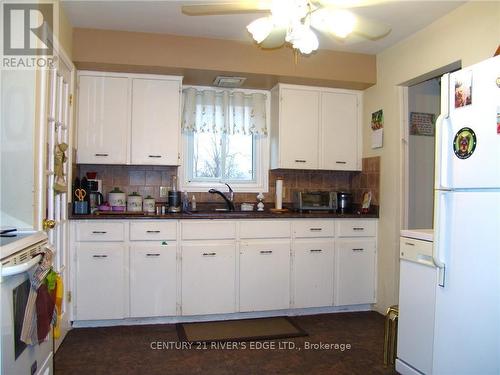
[225,183,233,193]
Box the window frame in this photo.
[178,85,270,193]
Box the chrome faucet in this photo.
[208,183,235,211]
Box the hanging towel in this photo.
[20,246,56,345]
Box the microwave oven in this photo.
[293,191,337,211]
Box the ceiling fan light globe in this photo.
[329,10,356,38]
[271,0,309,27]
[247,16,274,43]
[291,27,319,54]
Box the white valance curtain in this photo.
[182,87,268,136]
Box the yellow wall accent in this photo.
[362,1,500,313]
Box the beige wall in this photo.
[72,28,376,90]
[362,1,500,313]
[57,1,73,59]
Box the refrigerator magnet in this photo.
[453,127,476,159]
[454,71,472,108]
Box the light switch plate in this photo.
[159,186,168,198]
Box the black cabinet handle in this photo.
[202,252,216,256]
[353,227,365,231]
[352,248,364,252]
[310,249,323,253]
[148,155,162,158]
[310,228,322,231]
[336,161,347,164]
[146,253,161,257]
[259,250,273,254]
[146,230,160,233]
[95,153,108,157]
[92,231,107,234]
[294,159,306,163]
[92,255,108,258]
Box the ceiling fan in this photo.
[181,0,392,54]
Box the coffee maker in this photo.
[168,176,181,213]
[88,179,104,213]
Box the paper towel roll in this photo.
[275,179,283,210]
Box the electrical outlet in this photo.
[160,186,168,198]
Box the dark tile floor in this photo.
[55,311,398,375]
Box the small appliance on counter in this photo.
[168,175,181,213]
[127,192,143,212]
[293,191,337,212]
[108,187,126,211]
[337,191,353,213]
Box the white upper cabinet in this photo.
[77,75,129,164]
[131,78,181,165]
[76,72,182,165]
[270,84,361,171]
[320,92,360,170]
[277,88,320,169]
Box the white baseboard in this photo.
[72,304,373,328]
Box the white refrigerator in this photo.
[398,55,500,374]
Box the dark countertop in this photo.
[69,206,379,220]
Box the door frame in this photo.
[33,35,75,352]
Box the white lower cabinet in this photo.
[129,242,177,317]
[181,242,236,315]
[76,243,127,320]
[239,240,290,312]
[293,239,335,308]
[335,238,376,306]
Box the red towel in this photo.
[35,284,55,343]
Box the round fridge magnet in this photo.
[453,127,477,159]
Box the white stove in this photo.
[1,230,53,375]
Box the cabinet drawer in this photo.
[293,220,335,238]
[181,221,236,240]
[239,220,291,239]
[130,221,177,241]
[76,222,125,242]
[336,220,376,237]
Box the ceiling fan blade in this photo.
[182,1,271,16]
[314,0,394,9]
[352,14,391,40]
[259,27,287,48]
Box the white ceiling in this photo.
[61,0,465,54]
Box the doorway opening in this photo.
[400,61,461,230]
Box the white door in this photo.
[280,88,319,169]
[438,56,500,189]
[75,243,127,320]
[432,190,500,374]
[129,242,177,317]
[293,239,334,308]
[334,239,376,306]
[239,240,290,312]
[320,92,359,170]
[35,52,75,351]
[181,242,236,315]
[76,74,129,164]
[131,78,181,165]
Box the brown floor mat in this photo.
[177,316,308,342]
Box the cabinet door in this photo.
[77,75,129,164]
[181,242,236,315]
[131,78,181,165]
[320,92,360,170]
[279,88,319,169]
[239,240,290,311]
[76,243,126,320]
[335,239,376,306]
[130,242,177,317]
[293,239,334,308]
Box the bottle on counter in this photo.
[191,195,197,211]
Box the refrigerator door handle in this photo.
[433,191,447,286]
[435,73,451,190]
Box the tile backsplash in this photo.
[77,156,380,206]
